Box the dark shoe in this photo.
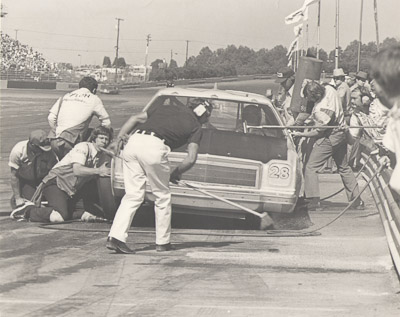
[305,197,324,211]
[10,201,35,220]
[156,243,176,252]
[307,202,324,211]
[106,237,135,254]
[350,199,365,210]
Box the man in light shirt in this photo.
[48,77,111,159]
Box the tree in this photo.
[103,56,112,67]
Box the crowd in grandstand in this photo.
[1,32,58,73]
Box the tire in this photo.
[97,176,119,220]
[96,151,119,220]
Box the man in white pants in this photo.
[107,98,212,254]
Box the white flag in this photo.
[285,0,318,24]
[293,23,303,37]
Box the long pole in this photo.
[144,34,151,81]
[335,0,340,68]
[115,18,123,83]
[316,0,321,59]
[373,0,380,52]
[357,0,364,71]
[185,40,189,66]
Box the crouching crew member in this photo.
[48,76,111,160]
[292,81,364,211]
[106,98,213,254]
[9,130,57,209]
[10,126,113,222]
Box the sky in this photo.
[1,0,399,67]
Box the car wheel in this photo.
[97,176,119,220]
[96,151,119,220]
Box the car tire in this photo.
[96,176,119,220]
[96,151,119,220]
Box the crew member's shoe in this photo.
[106,237,135,254]
[156,243,176,252]
[305,197,324,211]
[350,199,365,210]
[81,211,108,223]
[10,201,35,220]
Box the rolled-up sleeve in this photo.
[93,96,111,127]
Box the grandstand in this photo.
[1,32,63,81]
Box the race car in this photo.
[98,86,302,224]
[99,84,120,95]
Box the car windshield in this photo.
[147,95,284,138]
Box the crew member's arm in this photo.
[72,162,110,177]
[170,142,199,183]
[10,168,25,207]
[108,112,148,152]
[48,98,61,131]
[93,97,112,127]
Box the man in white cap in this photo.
[9,130,58,208]
[274,67,296,123]
[333,68,351,124]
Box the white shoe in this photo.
[10,201,35,220]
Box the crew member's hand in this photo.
[291,131,303,138]
[107,140,118,153]
[170,167,182,184]
[97,162,111,177]
[15,197,25,207]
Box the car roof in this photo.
[154,87,273,105]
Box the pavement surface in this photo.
[1,84,400,316]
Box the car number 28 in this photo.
[268,165,290,179]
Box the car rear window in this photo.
[147,96,284,138]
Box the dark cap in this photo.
[29,130,51,151]
[275,67,295,83]
[356,71,368,80]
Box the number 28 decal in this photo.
[268,165,290,179]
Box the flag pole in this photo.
[316,0,321,59]
[335,0,340,68]
[373,0,380,52]
[357,0,364,72]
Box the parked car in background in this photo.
[98,86,302,226]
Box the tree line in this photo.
[148,37,400,81]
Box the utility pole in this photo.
[334,0,340,68]
[115,18,124,83]
[15,29,19,41]
[144,34,151,81]
[357,0,364,72]
[185,40,189,66]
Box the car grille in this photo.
[170,162,258,187]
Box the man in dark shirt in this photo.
[107,98,212,254]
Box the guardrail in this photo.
[360,146,400,275]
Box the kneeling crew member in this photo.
[10,126,112,222]
[9,130,57,208]
[107,98,213,254]
[292,81,364,210]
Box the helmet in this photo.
[190,98,213,118]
